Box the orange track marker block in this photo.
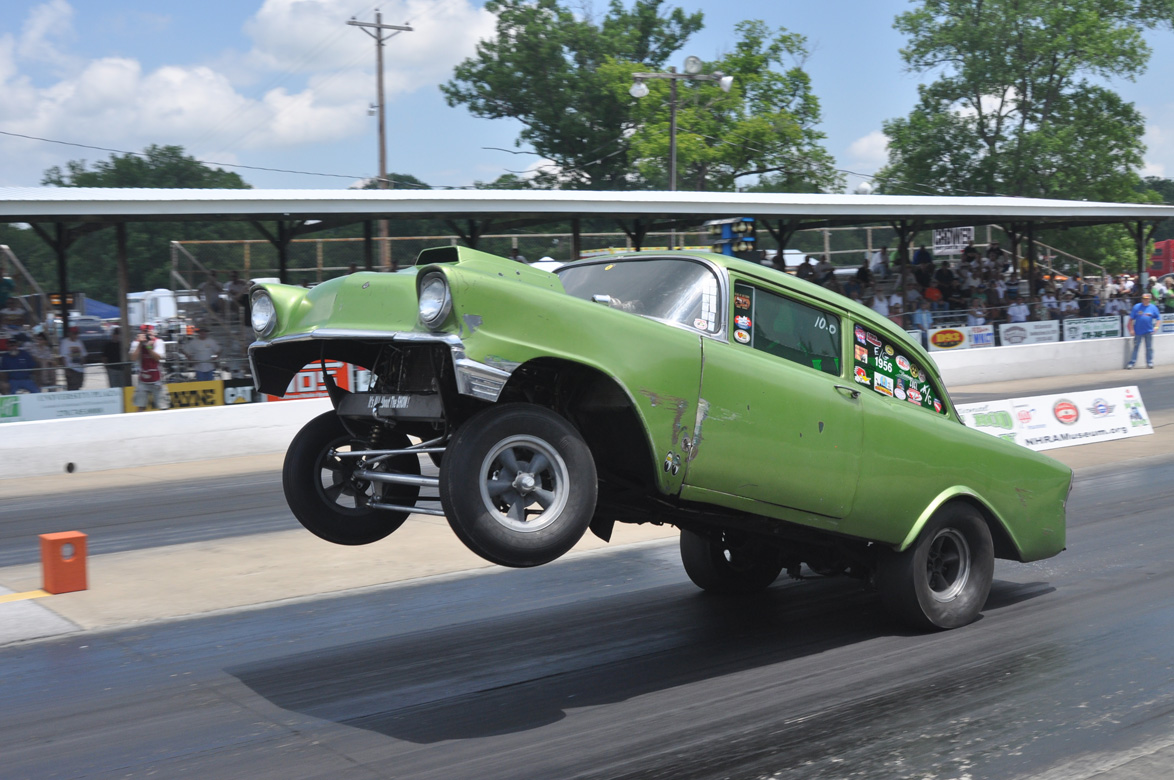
[39,531,88,594]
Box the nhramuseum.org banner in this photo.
[955,386,1152,452]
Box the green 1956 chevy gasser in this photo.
[249,246,1071,630]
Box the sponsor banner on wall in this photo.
[0,388,124,423]
[956,386,1152,451]
[969,324,995,348]
[265,360,353,402]
[1160,313,1174,334]
[121,380,225,411]
[928,326,971,351]
[224,378,263,405]
[1063,316,1123,341]
[998,321,1061,345]
[932,226,974,255]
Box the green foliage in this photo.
[29,146,255,303]
[624,21,842,192]
[877,0,1173,202]
[442,0,703,190]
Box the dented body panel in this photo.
[248,245,1069,564]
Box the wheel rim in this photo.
[477,434,570,532]
[316,439,374,514]
[925,527,971,602]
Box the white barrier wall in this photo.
[2,398,332,478]
[933,333,1170,386]
[2,334,1167,478]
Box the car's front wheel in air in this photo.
[876,503,994,630]
[439,403,597,568]
[282,412,420,545]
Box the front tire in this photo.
[680,528,784,595]
[876,503,994,630]
[439,403,597,568]
[282,412,420,545]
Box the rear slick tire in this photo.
[679,528,784,595]
[876,503,994,630]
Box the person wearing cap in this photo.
[59,325,86,390]
[131,325,170,411]
[0,336,40,394]
[182,327,220,381]
[1126,292,1161,369]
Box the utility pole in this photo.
[348,10,413,269]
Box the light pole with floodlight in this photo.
[630,56,734,191]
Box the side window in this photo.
[851,322,948,415]
[732,282,841,377]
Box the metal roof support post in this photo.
[571,218,581,262]
[617,219,646,252]
[55,223,69,332]
[277,221,289,284]
[1026,222,1036,294]
[116,223,131,387]
[1125,219,1158,290]
[363,221,374,271]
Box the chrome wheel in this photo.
[926,527,971,602]
[478,435,570,532]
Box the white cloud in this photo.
[846,130,889,171]
[0,0,497,185]
[1142,114,1173,179]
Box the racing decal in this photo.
[854,366,870,385]
[855,325,866,344]
[694,318,711,331]
[884,345,894,356]
[735,315,752,330]
[873,374,894,397]
[854,344,869,363]
[873,354,893,373]
[734,329,751,344]
[894,378,907,401]
[906,386,923,404]
[866,332,881,347]
[1053,399,1079,425]
[605,264,615,270]
[934,399,942,412]
[1086,398,1114,418]
[734,293,751,310]
[896,355,911,372]
[849,321,947,416]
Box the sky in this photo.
[2,0,1173,193]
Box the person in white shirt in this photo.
[1006,299,1030,323]
[181,328,220,381]
[966,301,987,327]
[58,325,85,390]
[870,291,890,317]
[1059,293,1080,320]
[1104,296,1125,316]
[1041,290,1060,319]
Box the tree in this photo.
[442,0,703,190]
[876,0,1173,270]
[36,146,255,302]
[622,20,841,192]
[877,0,1173,200]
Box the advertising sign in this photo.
[224,378,262,405]
[1063,316,1123,341]
[928,326,970,351]
[0,389,124,423]
[998,321,1061,345]
[957,386,1152,451]
[932,226,974,255]
[265,361,353,402]
[1160,313,1174,334]
[969,324,995,348]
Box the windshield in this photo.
[556,257,722,334]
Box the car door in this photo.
[683,279,863,519]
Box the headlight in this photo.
[251,291,277,337]
[418,273,452,329]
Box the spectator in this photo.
[182,327,220,381]
[130,326,170,411]
[966,299,987,327]
[59,325,86,390]
[1029,296,1047,322]
[796,256,815,281]
[0,337,40,394]
[1006,297,1030,323]
[1,297,27,331]
[1104,294,1126,317]
[1126,292,1161,369]
[226,271,250,322]
[102,326,127,388]
[813,255,834,285]
[855,261,873,288]
[201,270,224,315]
[870,246,890,278]
[923,280,945,311]
[870,290,890,319]
[912,245,933,266]
[911,299,934,337]
[1151,277,1169,311]
[29,332,56,388]
[1059,291,1080,320]
[1041,289,1060,320]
